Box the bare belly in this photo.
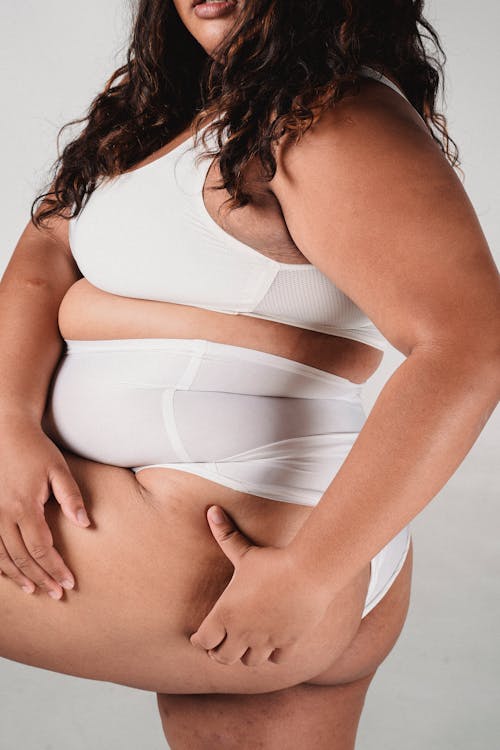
[11,278,409,694]
[58,277,384,383]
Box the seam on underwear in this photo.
[213,431,361,463]
[160,340,210,461]
[66,338,359,391]
[175,339,209,390]
[212,464,320,504]
[161,389,191,461]
[202,341,362,394]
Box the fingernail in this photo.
[77,509,90,526]
[48,589,62,599]
[22,584,34,594]
[60,578,74,590]
[208,506,225,524]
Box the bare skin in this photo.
[0,75,417,748]
[6,2,495,747]
[1,450,413,693]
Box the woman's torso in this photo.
[58,67,417,383]
[40,70,418,689]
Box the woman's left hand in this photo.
[189,504,331,668]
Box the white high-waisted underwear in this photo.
[42,337,411,619]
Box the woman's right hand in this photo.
[0,414,91,599]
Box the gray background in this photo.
[0,1,498,748]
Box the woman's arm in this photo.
[0,213,82,423]
[269,84,500,592]
[0,210,90,597]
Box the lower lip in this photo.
[193,1,237,19]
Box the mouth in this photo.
[192,0,236,6]
[192,0,238,17]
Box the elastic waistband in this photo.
[64,338,363,399]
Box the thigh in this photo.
[0,451,385,695]
[155,543,412,749]
[305,538,413,686]
[157,672,378,750]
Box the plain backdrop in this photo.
[0,1,498,748]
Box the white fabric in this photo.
[67,66,413,352]
[57,67,416,618]
[42,337,411,618]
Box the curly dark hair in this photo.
[31,0,460,229]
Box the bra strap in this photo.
[357,64,410,103]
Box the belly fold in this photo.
[42,337,366,506]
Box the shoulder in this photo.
[262,79,493,355]
[268,75,439,195]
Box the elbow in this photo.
[411,329,500,395]
[466,349,500,401]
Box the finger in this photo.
[0,536,36,593]
[208,636,249,666]
[268,643,298,665]
[18,508,75,590]
[190,616,227,652]
[241,645,277,668]
[48,465,91,528]
[206,506,254,566]
[2,525,63,599]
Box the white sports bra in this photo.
[68,65,412,352]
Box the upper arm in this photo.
[2,210,83,296]
[269,83,500,357]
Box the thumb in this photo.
[206,505,254,566]
[49,465,91,528]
